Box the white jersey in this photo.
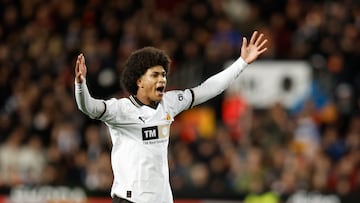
[99,90,193,203]
[75,57,247,203]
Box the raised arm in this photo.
[74,54,106,119]
[191,31,268,106]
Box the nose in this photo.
[159,75,166,83]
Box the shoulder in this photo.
[104,97,130,104]
[99,97,135,122]
[103,97,133,111]
[162,89,194,116]
[164,89,192,103]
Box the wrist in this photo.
[238,57,248,66]
[75,78,86,84]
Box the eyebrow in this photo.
[150,70,166,75]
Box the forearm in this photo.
[192,57,247,106]
[75,81,105,119]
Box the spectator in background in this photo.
[18,135,46,185]
[0,126,26,186]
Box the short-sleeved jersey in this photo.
[98,89,194,203]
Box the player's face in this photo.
[137,65,167,105]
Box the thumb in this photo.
[242,37,248,50]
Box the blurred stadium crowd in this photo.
[0,0,359,200]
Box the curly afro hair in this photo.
[121,47,171,95]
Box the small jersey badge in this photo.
[178,93,183,101]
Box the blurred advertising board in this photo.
[0,186,359,203]
[227,60,312,109]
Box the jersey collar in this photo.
[129,95,159,109]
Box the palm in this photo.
[241,31,268,64]
[75,53,87,83]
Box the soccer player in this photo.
[75,31,267,203]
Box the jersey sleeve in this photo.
[163,89,194,117]
[191,57,247,106]
[97,98,119,124]
[75,81,106,119]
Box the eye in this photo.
[150,72,159,78]
[151,72,166,78]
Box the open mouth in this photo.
[156,86,165,95]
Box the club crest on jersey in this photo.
[178,93,183,101]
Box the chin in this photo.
[154,96,163,102]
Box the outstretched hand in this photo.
[75,53,87,83]
[241,31,268,64]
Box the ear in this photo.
[137,78,143,88]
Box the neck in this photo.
[133,95,158,109]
